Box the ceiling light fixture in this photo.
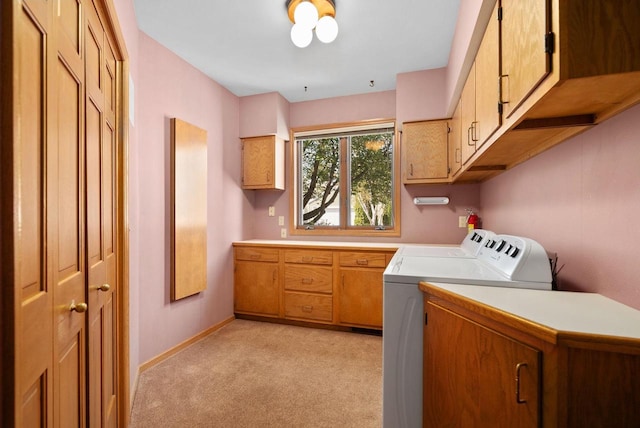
[286,0,338,48]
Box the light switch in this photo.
[268,206,275,217]
[459,216,467,228]
[278,216,284,226]
[280,228,287,238]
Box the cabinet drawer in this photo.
[235,247,279,262]
[284,292,332,322]
[284,249,333,265]
[284,265,333,293]
[339,252,388,268]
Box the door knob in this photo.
[97,283,111,292]
[69,302,88,313]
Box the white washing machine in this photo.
[399,229,494,258]
[382,234,553,428]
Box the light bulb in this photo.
[291,23,313,48]
[315,15,338,43]
[294,1,319,30]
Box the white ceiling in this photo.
[133,0,462,103]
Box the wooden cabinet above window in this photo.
[401,119,450,184]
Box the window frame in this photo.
[289,119,401,237]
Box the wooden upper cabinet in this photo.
[453,0,640,183]
[474,2,501,147]
[459,3,501,169]
[448,100,462,177]
[460,65,477,166]
[500,0,551,119]
[402,119,450,184]
[241,135,285,190]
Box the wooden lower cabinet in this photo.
[424,302,540,427]
[234,247,280,317]
[233,244,396,329]
[423,286,640,428]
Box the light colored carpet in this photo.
[130,319,382,427]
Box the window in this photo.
[291,121,399,236]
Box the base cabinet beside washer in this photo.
[424,301,540,427]
[233,243,397,329]
[422,283,640,428]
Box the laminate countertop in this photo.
[420,281,640,342]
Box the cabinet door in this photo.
[338,268,383,328]
[242,135,285,190]
[501,0,551,118]
[402,120,449,183]
[234,261,279,316]
[424,302,540,427]
[460,64,477,165]
[474,2,501,148]
[449,100,462,177]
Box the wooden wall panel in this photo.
[171,118,208,300]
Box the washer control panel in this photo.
[477,234,552,283]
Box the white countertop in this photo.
[233,239,424,250]
[425,282,640,341]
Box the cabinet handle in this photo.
[272,269,277,282]
[410,163,414,177]
[250,254,261,260]
[467,126,475,147]
[471,121,479,142]
[356,259,369,265]
[301,278,313,284]
[499,74,509,105]
[302,256,313,262]
[302,305,313,313]
[515,362,528,404]
[455,148,461,163]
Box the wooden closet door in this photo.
[85,2,118,427]
[14,1,55,426]
[51,0,89,426]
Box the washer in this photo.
[382,234,553,428]
[399,229,494,258]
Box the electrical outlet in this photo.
[268,206,275,217]
[280,228,287,238]
[459,216,467,228]
[278,216,284,226]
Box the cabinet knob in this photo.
[69,302,88,313]
[97,283,111,292]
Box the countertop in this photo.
[420,282,640,341]
[233,240,448,251]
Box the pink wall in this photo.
[396,69,448,125]
[290,91,397,128]
[136,32,247,364]
[239,92,290,140]
[480,103,640,310]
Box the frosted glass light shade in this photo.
[291,23,313,48]
[294,1,319,29]
[315,15,339,43]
